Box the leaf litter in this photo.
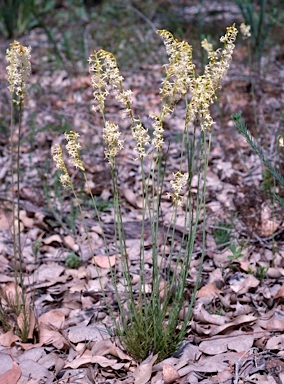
[0,3,284,383]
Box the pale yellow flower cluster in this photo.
[158,25,237,204]
[89,49,151,161]
[157,30,195,101]
[131,120,150,159]
[115,89,133,116]
[240,23,251,39]
[167,171,188,206]
[89,50,133,115]
[52,144,72,189]
[64,131,85,171]
[157,25,237,138]
[6,40,31,103]
[151,114,164,150]
[186,24,238,131]
[103,121,124,167]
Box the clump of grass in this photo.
[213,221,232,249]
[66,252,81,269]
[51,24,238,362]
[0,0,36,38]
[248,265,268,281]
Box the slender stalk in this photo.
[10,98,17,276]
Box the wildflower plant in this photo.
[6,40,32,342]
[235,0,270,70]
[53,25,238,362]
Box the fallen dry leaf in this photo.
[133,353,158,384]
[197,282,223,299]
[0,362,21,384]
[178,352,241,375]
[93,255,116,268]
[19,210,34,228]
[274,285,284,299]
[42,234,62,245]
[199,330,256,355]
[266,334,284,350]
[31,264,65,282]
[63,235,79,251]
[39,323,67,349]
[67,325,105,343]
[0,209,10,231]
[258,309,284,331]
[0,330,20,347]
[260,203,281,237]
[38,309,67,349]
[65,349,119,369]
[122,188,143,208]
[229,272,259,294]
[227,331,254,352]
[162,363,180,383]
[194,304,228,326]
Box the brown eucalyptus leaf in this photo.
[133,353,158,384]
[0,209,10,231]
[162,363,180,384]
[194,305,228,326]
[229,272,259,294]
[122,188,143,208]
[266,334,284,350]
[93,254,116,268]
[0,362,21,384]
[42,234,62,245]
[209,314,257,337]
[67,325,104,343]
[258,309,284,331]
[19,210,34,228]
[0,330,20,347]
[197,282,223,299]
[274,285,284,299]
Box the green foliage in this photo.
[32,0,183,71]
[33,238,42,260]
[0,0,55,38]
[66,252,81,269]
[248,265,268,281]
[0,0,36,37]
[117,302,184,362]
[232,112,284,206]
[270,6,284,29]
[261,168,275,193]
[227,244,245,260]
[213,221,232,249]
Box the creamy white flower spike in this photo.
[6,41,31,104]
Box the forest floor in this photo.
[0,1,284,383]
